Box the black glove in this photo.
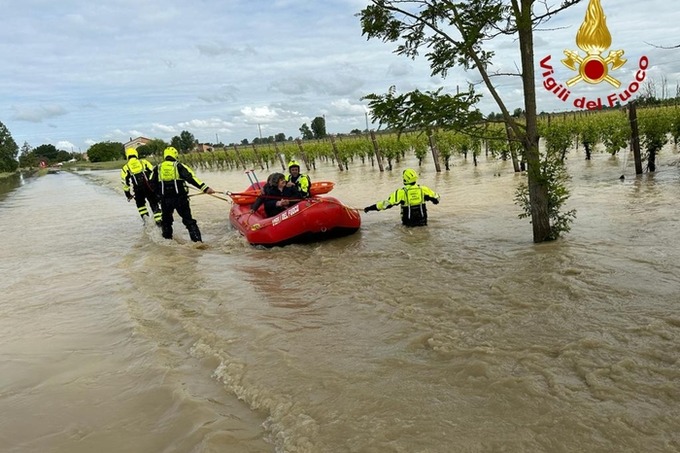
[125,191,133,201]
[425,195,439,205]
[364,204,378,213]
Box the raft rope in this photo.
[187,185,231,202]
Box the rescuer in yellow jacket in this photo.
[150,147,215,242]
[285,160,311,198]
[363,168,440,227]
[120,148,162,225]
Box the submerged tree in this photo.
[359,0,581,243]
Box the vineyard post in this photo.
[628,102,643,175]
[369,131,385,172]
[295,139,311,171]
[232,144,247,170]
[328,136,345,171]
[251,143,265,170]
[272,141,287,171]
[426,130,443,173]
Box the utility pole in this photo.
[365,111,369,131]
[258,124,263,140]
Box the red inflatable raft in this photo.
[229,182,361,247]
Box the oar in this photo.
[245,169,263,190]
[250,169,263,190]
[245,169,256,188]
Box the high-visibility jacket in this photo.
[286,173,311,197]
[120,157,154,193]
[377,183,440,226]
[150,158,210,197]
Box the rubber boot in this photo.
[187,224,202,242]
[162,224,173,240]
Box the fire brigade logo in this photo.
[561,0,626,87]
[539,0,649,110]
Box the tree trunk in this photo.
[629,102,643,175]
[517,0,552,242]
[505,125,521,173]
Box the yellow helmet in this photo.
[125,148,138,159]
[164,146,179,160]
[402,168,418,185]
[288,160,301,169]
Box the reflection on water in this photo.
[1,150,680,452]
[0,172,25,201]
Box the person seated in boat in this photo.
[286,160,311,198]
[250,172,304,217]
[363,168,440,227]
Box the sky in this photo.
[1,0,679,153]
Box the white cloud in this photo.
[11,105,68,123]
[56,140,76,151]
[1,0,678,150]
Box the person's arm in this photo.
[364,189,402,212]
[120,165,133,200]
[177,163,214,193]
[422,186,440,204]
[250,187,266,213]
[282,185,304,200]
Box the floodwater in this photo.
[1,150,679,453]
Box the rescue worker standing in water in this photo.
[285,160,311,198]
[150,146,215,242]
[120,147,162,225]
[363,168,440,227]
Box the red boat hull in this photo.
[229,196,361,247]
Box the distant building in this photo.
[124,136,152,150]
[195,143,213,153]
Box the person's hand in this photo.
[125,191,133,201]
[205,187,215,194]
[286,181,294,187]
[363,204,377,213]
[249,209,254,214]
[431,198,440,205]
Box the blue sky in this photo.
[1,0,679,153]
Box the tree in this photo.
[275,132,287,142]
[55,150,72,162]
[170,136,183,151]
[179,130,196,153]
[299,123,314,140]
[359,0,581,243]
[311,116,327,139]
[18,142,38,168]
[0,121,19,173]
[87,141,124,162]
[33,144,59,161]
[20,141,32,156]
[137,138,168,159]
